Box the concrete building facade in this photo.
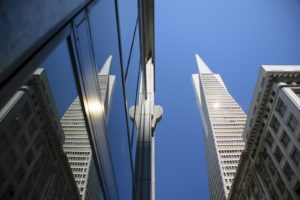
[229,66,300,200]
[0,69,79,200]
[192,54,246,199]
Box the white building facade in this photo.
[192,54,246,199]
[229,66,300,200]
[62,97,101,200]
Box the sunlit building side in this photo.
[192,54,246,199]
[61,56,114,199]
[228,66,300,200]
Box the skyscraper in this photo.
[62,96,101,200]
[229,66,300,200]
[192,54,246,199]
[61,56,114,199]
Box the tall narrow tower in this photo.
[192,54,246,199]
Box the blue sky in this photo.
[155,0,300,199]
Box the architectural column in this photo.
[130,58,162,200]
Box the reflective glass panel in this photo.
[0,40,102,199]
[126,24,141,143]
[89,1,133,199]
[117,0,138,67]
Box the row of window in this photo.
[219,149,243,154]
[65,151,90,156]
[273,99,298,133]
[221,160,239,164]
[223,172,235,177]
[218,145,244,149]
[220,154,241,159]
[223,165,237,170]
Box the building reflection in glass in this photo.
[0,68,80,199]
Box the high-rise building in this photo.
[61,56,114,199]
[0,68,79,200]
[192,54,246,199]
[228,66,300,200]
[62,96,101,200]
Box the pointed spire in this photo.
[195,54,212,74]
[99,55,113,75]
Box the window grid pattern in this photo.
[199,73,246,199]
[233,86,300,200]
[61,97,95,199]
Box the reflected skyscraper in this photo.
[192,54,246,199]
[0,69,79,199]
[61,56,114,199]
[62,96,101,200]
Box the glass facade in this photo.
[0,0,154,199]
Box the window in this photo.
[276,99,286,117]
[10,117,20,136]
[20,102,32,120]
[5,150,17,169]
[294,181,300,197]
[27,118,38,136]
[2,184,15,199]
[268,160,276,175]
[270,117,280,133]
[15,165,25,182]
[276,176,286,194]
[265,131,274,147]
[280,131,290,148]
[0,167,5,186]
[287,114,298,132]
[291,147,300,166]
[271,90,275,97]
[0,133,9,151]
[18,134,28,151]
[293,89,300,99]
[283,163,293,181]
[25,148,34,166]
[274,147,283,163]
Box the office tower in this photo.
[97,55,115,124]
[62,97,101,200]
[0,69,79,200]
[0,0,160,199]
[192,54,246,199]
[61,56,114,199]
[229,66,300,200]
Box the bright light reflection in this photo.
[87,99,104,114]
[213,102,220,108]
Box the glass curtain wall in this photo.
[0,0,142,199]
[89,0,141,199]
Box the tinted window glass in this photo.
[118,0,138,67]
[0,40,101,199]
[89,1,133,199]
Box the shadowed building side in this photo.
[0,69,80,200]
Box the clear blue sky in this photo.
[155,0,300,199]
